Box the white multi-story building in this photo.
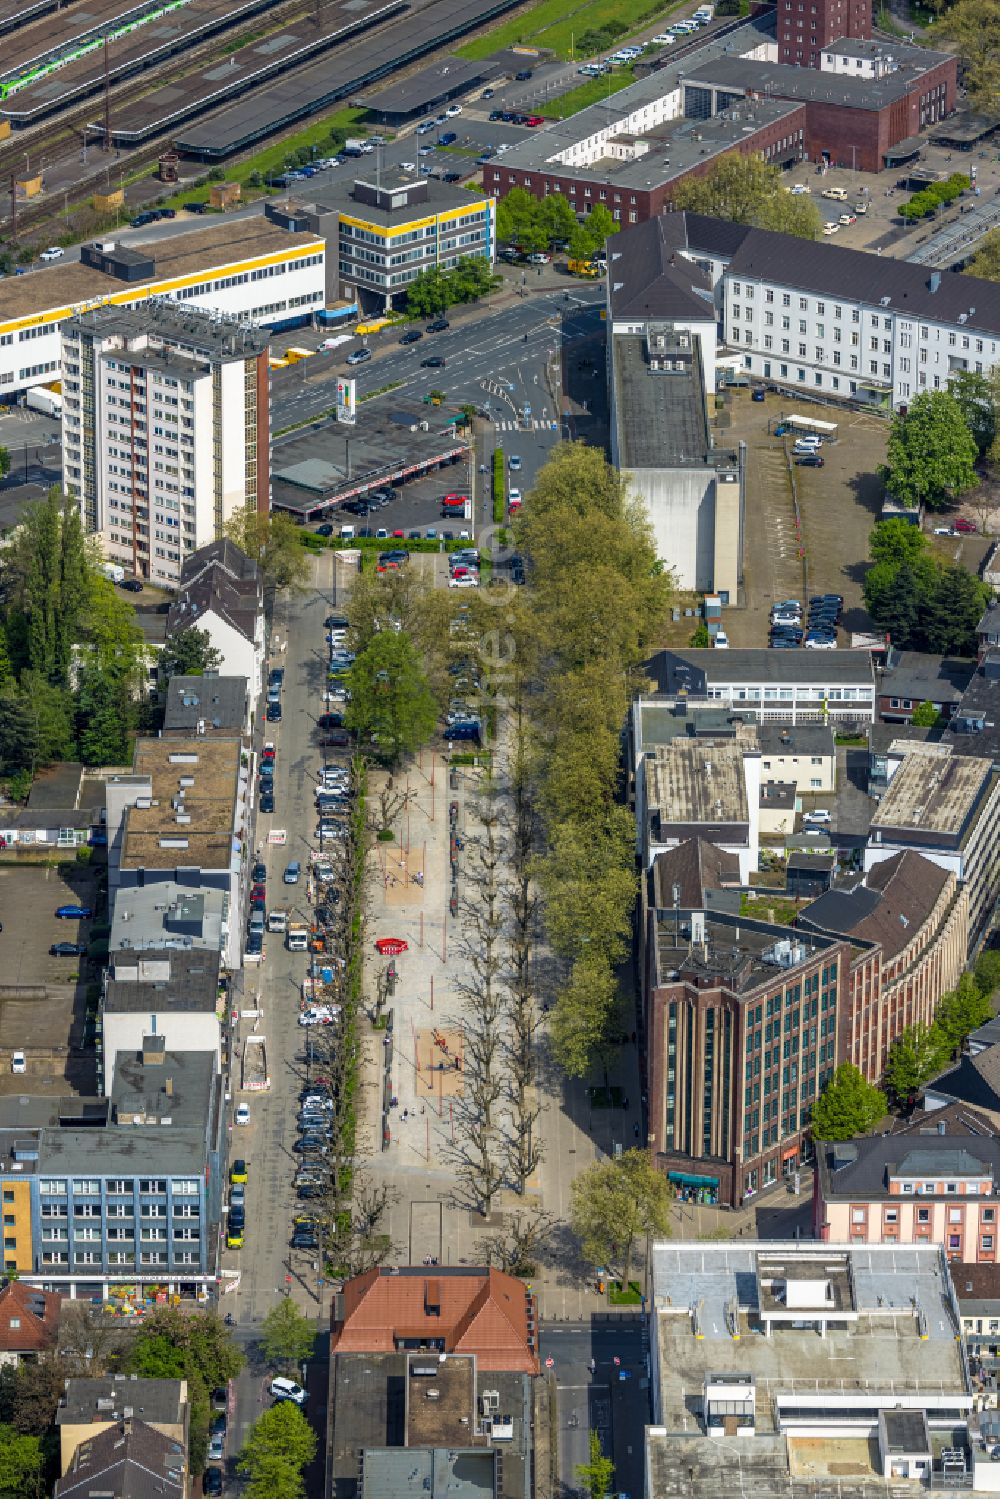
[62,303,270,587]
[621,212,1000,411]
[0,218,324,401]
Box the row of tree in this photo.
[496,186,619,261]
[811,951,1000,1138]
[513,445,671,1076]
[899,172,970,222]
[403,256,497,318]
[862,517,991,656]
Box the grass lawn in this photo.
[739,893,801,925]
[154,106,372,210]
[542,67,637,118]
[457,0,683,60]
[609,1280,643,1305]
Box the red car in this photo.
[441,493,467,510]
[261,743,276,765]
[392,529,405,538]
[526,115,545,126]
[954,516,978,533]
[251,882,266,902]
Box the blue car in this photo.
[55,905,93,920]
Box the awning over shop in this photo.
[668,1171,720,1187]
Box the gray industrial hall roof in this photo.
[683,47,954,111]
[486,15,774,177]
[274,170,485,228]
[879,651,975,707]
[163,675,248,733]
[174,0,527,156]
[356,54,498,114]
[58,1379,187,1428]
[105,947,222,1014]
[647,647,877,691]
[614,334,712,469]
[361,1448,496,1499]
[271,405,468,514]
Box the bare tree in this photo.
[367,776,417,838]
[474,1209,555,1276]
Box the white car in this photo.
[789,183,810,195]
[448,575,480,589]
[399,160,416,172]
[802,809,832,827]
[235,1103,250,1126]
[804,635,837,650]
[651,32,675,42]
[271,1378,306,1406]
[299,1007,336,1026]
[11,1052,25,1074]
[39,247,64,261]
[822,221,839,235]
[508,488,522,506]
[933,526,957,536]
[528,253,549,264]
[713,630,730,648]
[445,104,462,116]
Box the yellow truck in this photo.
[567,259,599,277]
[284,346,314,363]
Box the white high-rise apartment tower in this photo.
[62,302,270,587]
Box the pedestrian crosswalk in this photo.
[492,418,560,432]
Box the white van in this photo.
[822,185,848,201]
[339,524,355,539]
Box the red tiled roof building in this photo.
[331,1267,539,1375]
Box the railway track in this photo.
[0,0,320,238]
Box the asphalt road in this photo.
[270,288,604,430]
[541,1318,650,1499]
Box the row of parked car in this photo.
[769,594,843,650]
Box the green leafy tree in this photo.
[345,629,438,764]
[673,152,820,237]
[0,1424,44,1498]
[936,0,1000,117]
[0,625,12,692]
[881,391,979,511]
[0,691,40,776]
[810,1063,887,1141]
[260,1299,316,1372]
[576,1431,615,1499]
[570,1149,671,1289]
[5,485,93,685]
[950,369,997,457]
[910,700,943,728]
[496,186,550,253]
[129,1309,243,1471]
[238,1401,317,1499]
[550,953,618,1078]
[222,511,309,591]
[18,674,74,766]
[884,1022,948,1101]
[538,192,577,243]
[965,228,1000,283]
[0,447,9,480]
[935,973,994,1054]
[920,565,992,655]
[76,666,134,766]
[975,950,1000,998]
[159,626,223,681]
[868,518,930,568]
[405,265,451,318]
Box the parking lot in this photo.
[719,389,889,644]
[0,861,100,1084]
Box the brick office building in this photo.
[682,45,958,173]
[776,0,870,67]
[643,897,850,1207]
